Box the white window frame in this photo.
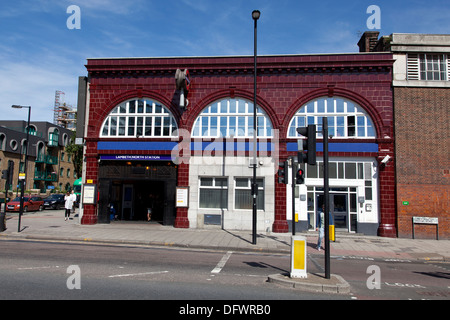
[100,99,178,138]
[287,97,376,139]
[234,177,265,210]
[198,177,228,209]
[407,53,449,81]
[192,98,273,138]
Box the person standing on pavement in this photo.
[70,190,77,215]
[316,206,325,251]
[316,204,333,251]
[64,191,74,221]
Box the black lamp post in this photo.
[11,105,31,233]
[251,10,260,245]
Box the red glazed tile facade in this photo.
[82,53,396,236]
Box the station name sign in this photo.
[100,155,173,161]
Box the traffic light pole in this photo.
[323,117,331,279]
[291,158,297,236]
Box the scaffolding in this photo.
[53,90,76,130]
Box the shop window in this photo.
[288,97,376,139]
[192,98,273,138]
[100,99,178,138]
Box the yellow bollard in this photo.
[329,224,335,242]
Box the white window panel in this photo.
[287,97,376,139]
[100,99,178,138]
[192,98,273,138]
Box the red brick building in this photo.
[360,32,449,239]
[78,52,396,237]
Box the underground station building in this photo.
[77,51,396,237]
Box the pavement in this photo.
[1,209,449,294]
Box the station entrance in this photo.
[97,160,177,225]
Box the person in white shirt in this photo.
[64,191,74,221]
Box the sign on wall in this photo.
[176,187,189,208]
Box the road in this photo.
[0,239,332,301]
[0,239,448,304]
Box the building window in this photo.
[287,97,376,138]
[199,177,228,209]
[192,98,273,138]
[10,139,18,151]
[27,125,37,136]
[0,134,5,151]
[100,99,178,138]
[49,129,59,147]
[419,54,447,81]
[407,53,449,81]
[234,178,264,210]
[306,160,373,180]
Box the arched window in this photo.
[49,128,59,147]
[0,134,6,151]
[192,98,273,138]
[287,97,376,138]
[100,99,178,138]
[27,125,37,136]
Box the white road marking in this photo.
[211,251,233,274]
[18,266,61,270]
[108,270,168,278]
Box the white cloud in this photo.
[0,61,78,122]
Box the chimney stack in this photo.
[358,31,380,52]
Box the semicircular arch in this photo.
[283,88,384,139]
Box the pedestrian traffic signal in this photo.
[1,170,8,180]
[297,125,317,165]
[296,168,305,184]
[278,160,289,184]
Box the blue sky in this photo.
[1,0,449,122]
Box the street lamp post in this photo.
[11,105,31,233]
[251,10,260,245]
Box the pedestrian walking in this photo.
[316,204,333,251]
[64,191,74,221]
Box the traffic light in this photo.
[296,168,305,184]
[277,160,289,184]
[2,161,14,186]
[297,125,317,165]
[7,160,14,185]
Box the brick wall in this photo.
[395,87,450,239]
